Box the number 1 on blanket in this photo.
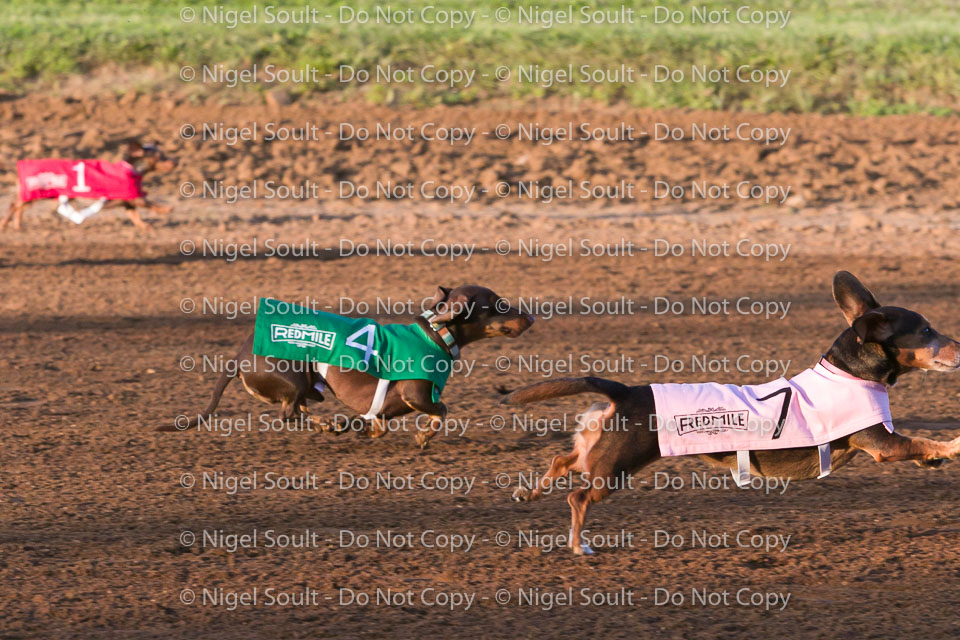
[72,162,92,193]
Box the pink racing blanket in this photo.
[652,360,893,457]
[17,159,144,202]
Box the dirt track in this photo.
[3,98,960,639]
[3,94,960,213]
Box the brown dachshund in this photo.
[167,285,534,448]
[503,272,960,554]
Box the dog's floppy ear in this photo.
[833,271,880,326]
[124,140,145,158]
[852,309,893,345]
[426,286,452,309]
[427,286,469,324]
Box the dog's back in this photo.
[17,159,144,202]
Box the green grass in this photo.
[1,0,959,114]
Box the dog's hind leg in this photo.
[849,423,960,463]
[514,401,613,503]
[1,201,28,230]
[568,406,621,555]
[568,452,660,556]
[0,202,17,229]
[513,451,580,503]
[158,369,236,431]
[567,405,660,555]
[279,397,299,421]
[567,486,601,555]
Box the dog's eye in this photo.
[922,327,934,337]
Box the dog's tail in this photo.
[157,369,235,432]
[500,376,629,406]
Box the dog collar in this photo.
[818,357,861,380]
[817,357,888,390]
[421,309,459,358]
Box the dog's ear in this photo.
[426,286,452,309]
[852,309,893,345]
[428,287,470,324]
[124,140,145,158]
[833,271,880,326]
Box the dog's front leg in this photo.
[414,414,446,449]
[365,418,389,438]
[400,385,447,449]
[400,380,447,449]
[124,206,154,231]
[142,197,173,215]
[849,423,960,463]
[102,199,154,231]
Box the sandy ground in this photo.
[2,97,960,639]
[3,93,960,214]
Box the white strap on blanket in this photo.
[733,444,832,486]
[312,362,389,420]
[314,363,329,392]
[57,196,106,224]
[732,450,751,487]
[817,443,831,479]
[361,378,391,419]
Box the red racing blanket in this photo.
[17,159,144,202]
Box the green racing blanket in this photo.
[253,298,454,398]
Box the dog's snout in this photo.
[913,337,960,371]
[941,339,960,369]
[488,308,534,338]
[510,309,535,333]
[506,306,534,324]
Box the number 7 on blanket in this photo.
[757,387,792,439]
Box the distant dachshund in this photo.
[2,140,177,231]
[503,272,960,554]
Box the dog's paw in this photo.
[317,416,352,435]
[915,458,945,469]
[512,488,532,502]
[572,543,595,556]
